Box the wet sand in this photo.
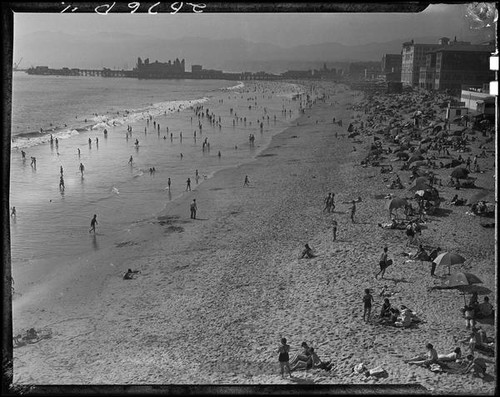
[12,82,496,393]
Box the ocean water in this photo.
[9,73,307,277]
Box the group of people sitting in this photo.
[277,339,333,378]
[405,343,488,378]
[378,300,420,328]
[457,325,494,356]
[471,200,494,216]
[463,293,494,325]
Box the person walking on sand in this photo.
[332,219,338,241]
[59,175,65,191]
[128,156,133,165]
[89,214,98,233]
[190,199,197,219]
[429,247,441,277]
[323,193,332,212]
[363,288,374,322]
[79,163,85,176]
[278,337,293,379]
[375,246,390,279]
[11,206,16,217]
[244,175,250,187]
[350,200,357,223]
[186,177,191,191]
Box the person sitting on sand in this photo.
[437,347,462,362]
[462,354,487,378]
[291,347,332,372]
[380,298,392,318]
[123,269,140,280]
[476,296,493,318]
[299,244,316,259]
[405,343,438,366]
[289,342,312,369]
[394,307,413,328]
[412,244,430,264]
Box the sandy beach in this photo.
[12,81,496,393]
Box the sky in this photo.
[12,3,494,47]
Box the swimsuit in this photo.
[278,348,289,362]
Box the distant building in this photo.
[191,65,202,73]
[381,54,402,82]
[401,39,443,86]
[136,57,185,79]
[348,61,380,80]
[312,63,338,80]
[281,70,313,79]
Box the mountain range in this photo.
[14,31,485,73]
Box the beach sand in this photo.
[12,82,496,393]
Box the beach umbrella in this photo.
[443,273,484,305]
[444,272,482,287]
[450,167,469,180]
[467,190,496,206]
[433,252,466,275]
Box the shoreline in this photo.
[12,82,496,393]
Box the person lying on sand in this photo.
[437,347,462,362]
[123,269,140,280]
[405,343,438,366]
[299,244,316,259]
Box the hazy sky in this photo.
[13,3,491,47]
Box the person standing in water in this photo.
[167,178,171,190]
[59,175,65,190]
[11,207,16,217]
[89,214,98,233]
[186,177,191,191]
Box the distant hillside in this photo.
[14,32,485,72]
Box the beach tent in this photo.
[386,197,407,211]
[450,167,469,180]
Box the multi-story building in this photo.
[401,39,443,86]
[136,57,185,79]
[381,54,402,81]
